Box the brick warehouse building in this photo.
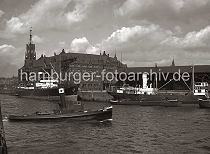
[18,30,127,91]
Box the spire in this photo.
[29,27,32,44]
[114,52,117,60]
[24,27,36,66]
[61,49,66,54]
[155,63,158,68]
[171,58,175,66]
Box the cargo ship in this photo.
[108,71,209,105]
[16,79,78,98]
[108,84,182,106]
[108,73,181,106]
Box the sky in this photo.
[0,0,210,77]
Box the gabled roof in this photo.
[127,65,210,73]
[30,51,126,68]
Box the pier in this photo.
[0,103,7,154]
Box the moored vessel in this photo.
[16,79,78,99]
[110,96,181,107]
[108,66,209,106]
[108,73,182,107]
[198,99,210,108]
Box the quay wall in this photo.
[17,95,77,102]
[0,89,16,95]
[158,90,189,95]
[78,91,113,102]
[5,90,112,102]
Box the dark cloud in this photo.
[116,0,210,33]
[0,0,210,76]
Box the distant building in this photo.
[0,77,18,89]
[126,60,210,90]
[171,58,175,67]
[18,30,127,91]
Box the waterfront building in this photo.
[18,30,210,91]
[126,60,210,91]
[18,30,127,91]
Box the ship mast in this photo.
[192,65,195,94]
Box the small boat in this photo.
[163,99,182,107]
[198,99,210,108]
[8,88,112,122]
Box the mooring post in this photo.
[59,88,66,111]
[0,103,7,154]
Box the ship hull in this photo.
[108,91,204,104]
[110,99,182,107]
[163,100,182,107]
[198,99,210,108]
[165,93,205,104]
[16,86,78,97]
[8,106,112,122]
[108,92,182,107]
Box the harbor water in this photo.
[1,94,210,154]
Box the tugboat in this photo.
[8,88,112,122]
[197,83,210,108]
[0,103,7,154]
[108,73,182,107]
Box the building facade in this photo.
[19,30,210,91]
[18,30,127,91]
[126,60,210,91]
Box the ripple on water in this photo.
[1,95,210,154]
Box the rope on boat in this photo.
[158,79,173,90]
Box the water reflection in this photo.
[1,94,210,154]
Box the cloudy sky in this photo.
[1,0,210,77]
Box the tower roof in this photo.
[171,58,175,66]
[29,27,32,44]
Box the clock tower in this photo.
[24,28,36,67]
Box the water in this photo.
[1,94,210,154]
